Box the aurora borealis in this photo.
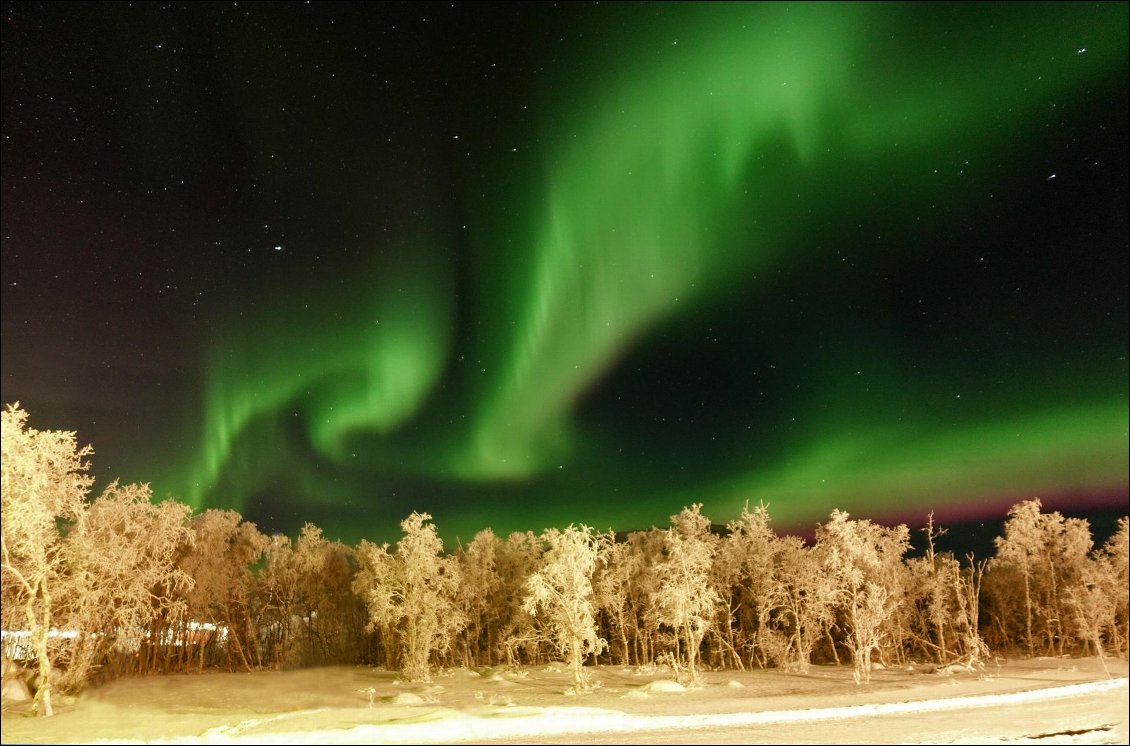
[2,3,1127,546]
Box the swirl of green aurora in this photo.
[166,3,1127,544]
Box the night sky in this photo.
[2,2,1127,548]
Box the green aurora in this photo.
[143,3,1126,544]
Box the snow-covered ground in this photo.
[2,657,1126,745]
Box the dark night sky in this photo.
[2,2,1127,549]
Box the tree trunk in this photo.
[683,622,697,684]
[618,616,630,667]
[824,623,840,665]
[244,606,263,669]
[28,589,53,717]
[570,637,584,692]
[1022,558,1033,657]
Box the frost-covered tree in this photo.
[594,531,634,665]
[1,404,192,714]
[56,481,193,689]
[1065,558,1114,667]
[353,512,463,681]
[715,502,782,669]
[294,523,362,666]
[493,530,542,667]
[456,528,502,667]
[774,534,834,673]
[253,523,367,669]
[594,529,667,667]
[178,510,269,671]
[991,499,1043,655]
[1063,517,1129,665]
[991,499,1094,655]
[2,404,93,716]
[523,524,606,692]
[1039,515,1093,654]
[1095,517,1129,656]
[906,513,960,664]
[907,514,989,668]
[257,533,302,666]
[655,504,719,685]
[817,510,910,684]
[955,553,991,667]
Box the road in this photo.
[470,679,1129,745]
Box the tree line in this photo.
[3,403,1127,716]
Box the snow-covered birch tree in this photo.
[353,512,463,681]
[654,504,719,686]
[523,524,605,693]
[178,510,268,672]
[56,481,193,690]
[1,404,193,713]
[2,404,92,716]
[816,510,910,684]
[456,528,502,667]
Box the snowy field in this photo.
[2,657,1126,745]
